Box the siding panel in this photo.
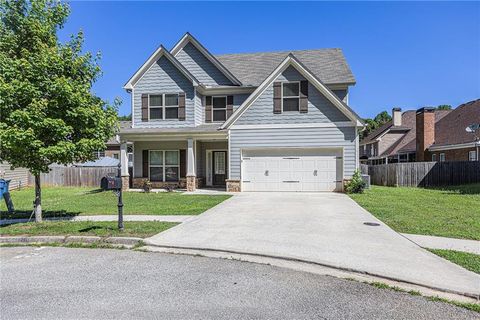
[229,126,357,180]
[175,43,233,86]
[0,163,29,190]
[235,66,350,125]
[133,56,195,128]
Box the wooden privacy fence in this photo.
[29,167,118,188]
[361,161,480,187]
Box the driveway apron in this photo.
[145,192,480,298]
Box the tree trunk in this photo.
[34,174,42,222]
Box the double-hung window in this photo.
[431,154,437,162]
[439,153,446,162]
[149,94,179,120]
[469,151,477,161]
[282,82,300,112]
[212,96,227,122]
[149,150,180,182]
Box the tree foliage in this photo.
[360,110,392,139]
[118,114,132,121]
[436,104,452,110]
[0,0,118,175]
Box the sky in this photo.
[58,1,480,119]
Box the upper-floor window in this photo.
[439,153,446,162]
[469,150,477,161]
[282,82,300,112]
[149,94,179,120]
[212,96,227,122]
[92,150,105,159]
[431,154,437,162]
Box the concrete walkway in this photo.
[145,192,480,299]
[0,215,194,225]
[402,233,480,255]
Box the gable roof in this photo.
[430,99,480,148]
[123,45,199,90]
[170,32,242,86]
[220,54,363,130]
[215,48,356,87]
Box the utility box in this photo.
[361,174,371,189]
[100,176,122,191]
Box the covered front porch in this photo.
[119,131,229,192]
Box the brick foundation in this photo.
[131,177,205,191]
[186,175,196,192]
[121,176,129,191]
[226,179,241,192]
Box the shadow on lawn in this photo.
[0,210,81,220]
[425,183,480,195]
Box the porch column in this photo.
[120,142,129,190]
[186,138,196,191]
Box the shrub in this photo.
[142,179,153,193]
[345,170,366,194]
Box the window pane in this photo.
[150,151,163,165]
[283,98,299,111]
[165,94,178,106]
[165,151,179,165]
[150,95,163,106]
[165,167,179,182]
[213,97,226,109]
[213,110,226,122]
[150,167,163,181]
[150,108,163,120]
[165,107,178,119]
[283,82,299,97]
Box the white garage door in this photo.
[242,148,343,192]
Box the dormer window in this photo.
[148,94,179,120]
[282,82,300,112]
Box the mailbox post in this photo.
[117,163,124,231]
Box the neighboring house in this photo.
[0,163,29,190]
[99,121,132,160]
[119,32,364,192]
[360,99,480,164]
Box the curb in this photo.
[0,236,143,247]
[142,242,480,301]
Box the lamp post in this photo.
[117,163,124,231]
[466,124,480,161]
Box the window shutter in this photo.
[141,94,149,121]
[205,96,212,122]
[300,81,308,113]
[180,149,186,178]
[142,150,149,178]
[273,82,282,114]
[226,96,234,119]
[178,92,186,121]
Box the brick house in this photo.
[360,99,480,164]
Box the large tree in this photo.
[360,111,392,139]
[0,0,118,222]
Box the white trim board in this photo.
[170,32,242,86]
[123,45,199,90]
[428,141,479,151]
[220,53,364,130]
[230,121,355,130]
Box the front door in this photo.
[212,151,227,186]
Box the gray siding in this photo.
[235,66,350,125]
[332,89,348,103]
[0,163,29,190]
[133,56,195,128]
[229,126,358,179]
[175,43,234,86]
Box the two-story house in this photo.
[119,33,364,192]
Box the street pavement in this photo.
[0,247,477,320]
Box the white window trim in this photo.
[469,150,477,161]
[439,153,446,162]
[211,96,227,123]
[432,154,437,162]
[93,150,105,159]
[281,81,300,112]
[148,150,180,182]
[148,93,179,121]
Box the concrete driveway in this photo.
[146,192,480,298]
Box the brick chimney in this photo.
[416,107,436,162]
[392,107,402,126]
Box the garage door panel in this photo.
[242,149,343,192]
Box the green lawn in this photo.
[0,221,177,238]
[429,249,480,275]
[0,187,231,219]
[349,184,480,240]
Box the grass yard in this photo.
[429,249,480,275]
[349,184,480,240]
[0,221,177,238]
[0,187,231,219]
